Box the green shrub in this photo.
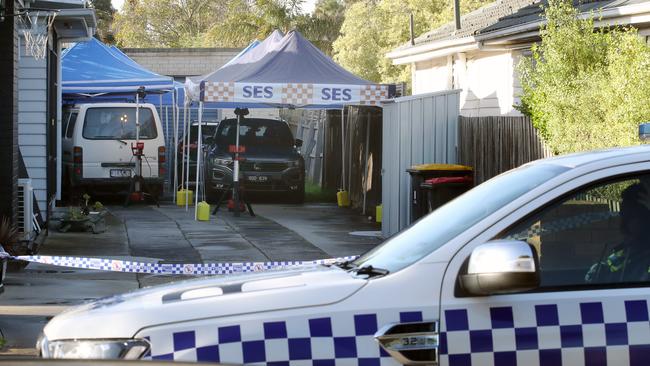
[517,0,650,154]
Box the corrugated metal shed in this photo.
[381,90,461,237]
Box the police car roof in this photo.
[528,144,650,169]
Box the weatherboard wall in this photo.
[18,36,47,214]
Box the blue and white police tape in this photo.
[0,252,358,276]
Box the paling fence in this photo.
[319,107,383,213]
[458,115,553,184]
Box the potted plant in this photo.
[59,194,107,233]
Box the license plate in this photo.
[247,175,268,182]
[110,169,132,178]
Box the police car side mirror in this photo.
[459,240,540,296]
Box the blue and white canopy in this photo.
[185,30,393,108]
[62,38,175,96]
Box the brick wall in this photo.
[123,48,242,78]
[0,0,19,224]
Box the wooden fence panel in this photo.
[459,116,553,184]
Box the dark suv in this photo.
[204,118,305,203]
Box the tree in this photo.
[203,0,306,48]
[113,0,232,48]
[90,0,116,44]
[202,0,345,56]
[517,0,650,154]
[332,0,491,84]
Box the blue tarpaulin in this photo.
[62,38,175,96]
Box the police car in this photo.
[40,145,650,366]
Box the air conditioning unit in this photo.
[17,178,34,237]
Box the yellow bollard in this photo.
[197,201,210,221]
[176,189,194,206]
[337,190,350,207]
[376,204,382,223]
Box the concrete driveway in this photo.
[0,202,382,356]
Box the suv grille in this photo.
[240,162,288,172]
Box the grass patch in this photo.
[305,182,337,203]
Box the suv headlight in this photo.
[39,336,150,359]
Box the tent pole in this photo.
[340,107,345,191]
[185,105,191,211]
[163,102,169,193]
[363,111,370,215]
[180,104,186,191]
[233,110,242,217]
[348,108,352,194]
[172,90,178,200]
[194,102,203,219]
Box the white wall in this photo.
[412,58,450,95]
[18,36,48,216]
[411,50,523,117]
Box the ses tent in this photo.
[185,30,392,108]
[183,30,394,217]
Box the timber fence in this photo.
[459,115,553,184]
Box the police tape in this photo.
[0,253,358,276]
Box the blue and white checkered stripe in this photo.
[440,299,650,366]
[141,309,435,365]
[4,255,358,275]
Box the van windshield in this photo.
[83,107,157,140]
[351,163,570,274]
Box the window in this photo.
[62,111,71,138]
[82,107,157,140]
[66,112,78,139]
[216,119,293,150]
[495,173,650,289]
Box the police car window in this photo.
[496,173,650,289]
[352,164,569,274]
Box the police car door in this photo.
[438,165,650,366]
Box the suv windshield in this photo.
[351,163,570,274]
[216,119,293,150]
[83,107,157,140]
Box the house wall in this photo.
[411,50,523,117]
[18,34,48,214]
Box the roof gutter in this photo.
[387,37,477,65]
[477,1,650,43]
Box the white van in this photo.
[62,103,166,196]
[41,145,650,366]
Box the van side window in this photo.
[494,173,650,289]
[62,111,71,138]
[66,112,78,139]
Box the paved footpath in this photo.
[0,202,381,355]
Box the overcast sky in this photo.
[111,0,317,14]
